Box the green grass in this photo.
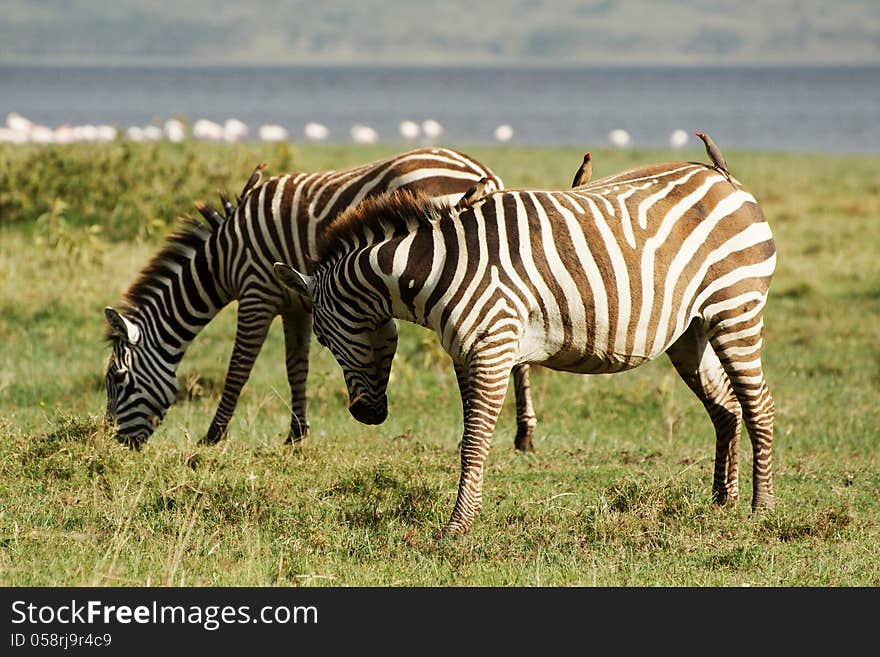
[1,142,878,586]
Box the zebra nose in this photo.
[349,396,388,425]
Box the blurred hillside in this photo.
[2,0,877,66]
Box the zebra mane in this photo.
[105,215,215,342]
[317,188,449,264]
[106,162,272,342]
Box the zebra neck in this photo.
[128,237,231,366]
[354,228,435,327]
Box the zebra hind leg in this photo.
[708,314,775,512]
[281,308,313,443]
[512,363,537,452]
[665,319,742,506]
[201,302,276,445]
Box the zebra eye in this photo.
[316,335,328,348]
[111,368,127,384]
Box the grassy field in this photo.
[1,142,878,586]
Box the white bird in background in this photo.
[223,118,248,143]
[73,124,97,141]
[493,124,514,143]
[142,125,163,141]
[421,118,443,141]
[29,125,54,143]
[350,124,379,144]
[669,129,689,149]
[259,124,289,142]
[399,120,421,141]
[164,119,185,143]
[4,111,119,143]
[0,127,28,143]
[193,119,224,141]
[609,128,632,148]
[304,122,330,141]
[6,112,33,134]
[126,126,145,142]
[95,125,117,142]
[53,125,75,144]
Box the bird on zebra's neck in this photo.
[695,131,731,181]
[454,175,495,210]
[571,152,592,187]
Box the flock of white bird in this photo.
[0,111,692,149]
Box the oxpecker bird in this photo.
[571,152,592,187]
[695,131,730,180]
[454,175,494,210]
[240,162,268,200]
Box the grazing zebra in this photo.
[274,160,777,537]
[103,147,539,449]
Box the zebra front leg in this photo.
[666,320,742,506]
[512,363,537,452]
[201,301,276,444]
[281,308,312,443]
[438,353,514,538]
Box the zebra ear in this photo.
[273,262,315,300]
[104,306,141,345]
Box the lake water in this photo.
[1,65,878,153]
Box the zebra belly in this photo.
[517,322,649,374]
[540,352,652,375]
[534,316,697,374]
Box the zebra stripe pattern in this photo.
[103,147,539,448]
[275,160,777,537]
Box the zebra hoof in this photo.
[200,425,226,445]
[117,435,146,451]
[751,492,775,512]
[434,520,473,541]
[514,430,535,453]
[286,423,310,444]
[712,490,739,507]
[433,527,462,542]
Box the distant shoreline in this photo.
[2,59,879,71]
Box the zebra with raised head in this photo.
[103,147,539,449]
[274,160,777,537]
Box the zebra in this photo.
[273,160,777,537]
[103,147,539,450]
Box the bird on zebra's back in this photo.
[275,160,777,538]
[103,148,539,452]
[571,152,592,187]
[695,131,731,181]
[454,175,496,210]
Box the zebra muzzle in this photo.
[348,394,388,425]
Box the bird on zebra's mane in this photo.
[695,131,731,181]
[237,161,269,205]
[454,175,495,210]
[571,152,592,187]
